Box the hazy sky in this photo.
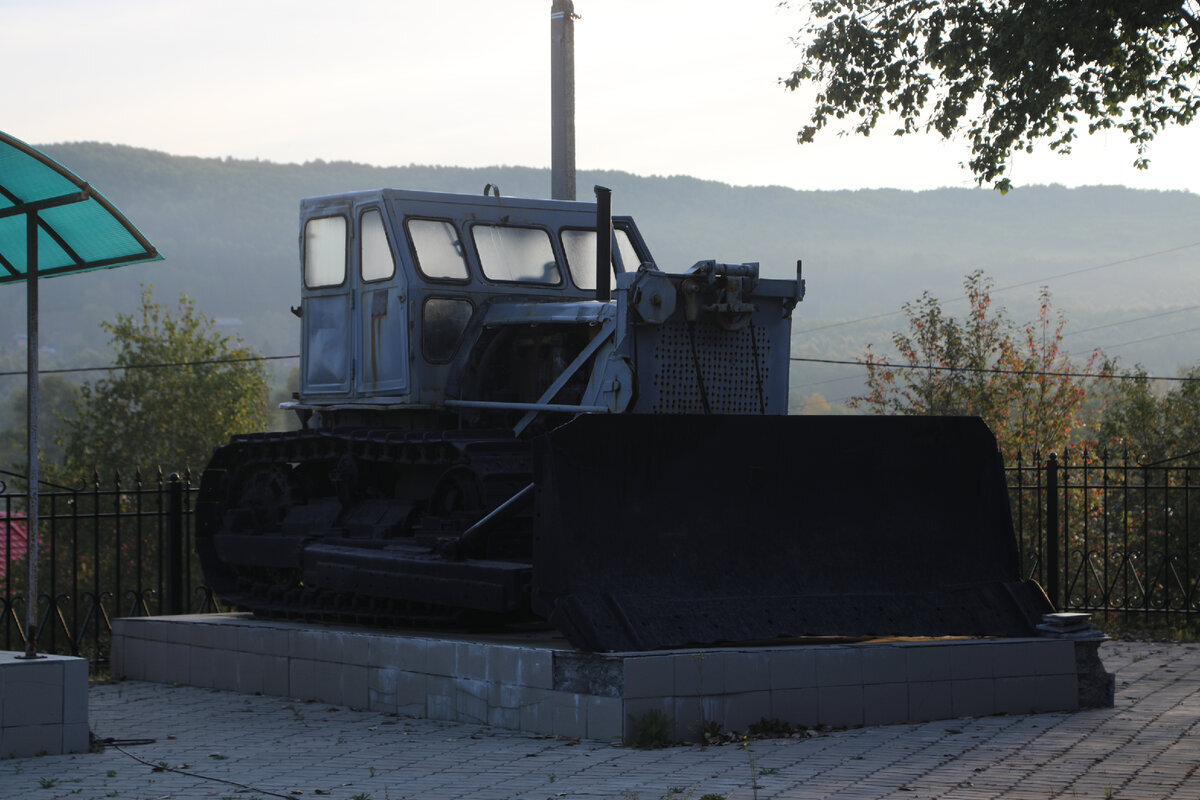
[6,0,1198,193]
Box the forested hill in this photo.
[3,142,1198,378]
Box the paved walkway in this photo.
[1,640,1196,800]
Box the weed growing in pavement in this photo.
[626,708,674,749]
[39,777,58,788]
[105,770,117,778]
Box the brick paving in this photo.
[0,640,1195,800]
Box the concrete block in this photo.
[189,646,217,689]
[553,651,623,697]
[394,638,427,672]
[164,620,194,644]
[235,650,263,695]
[313,631,344,664]
[368,687,396,714]
[861,646,907,685]
[396,701,425,718]
[553,693,587,738]
[724,651,770,693]
[488,706,521,730]
[289,629,317,662]
[771,688,819,728]
[6,660,63,725]
[991,641,1039,678]
[816,647,864,687]
[675,651,725,696]
[818,685,864,728]
[425,641,456,676]
[341,664,369,709]
[1036,641,1077,675]
[426,675,454,719]
[864,682,908,726]
[516,648,553,689]
[455,679,489,724]
[262,655,289,697]
[1035,674,1078,712]
[396,671,428,708]
[62,658,89,725]
[723,690,773,733]
[624,655,674,698]
[519,691,555,735]
[211,650,239,692]
[367,635,403,668]
[906,645,952,682]
[121,635,145,680]
[950,644,994,680]
[370,665,399,695]
[458,643,490,680]
[1,723,62,759]
[908,681,953,722]
[311,660,341,704]
[951,678,995,718]
[343,633,370,667]
[587,696,623,741]
[673,695,721,743]
[769,649,816,690]
[488,646,522,685]
[289,658,317,701]
[995,676,1039,715]
[141,640,168,683]
[62,721,90,754]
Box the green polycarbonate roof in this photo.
[0,131,161,284]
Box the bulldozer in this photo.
[196,186,1052,652]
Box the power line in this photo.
[790,356,1200,383]
[794,239,1200,337]
[0,353,300,379]
[1064,304,1200,338]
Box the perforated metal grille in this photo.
[650,321,772,414]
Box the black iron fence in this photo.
[0,468,219,672]
[2,450,1198,672]
[1008,449,1200,629]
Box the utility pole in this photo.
[551,0,576,200]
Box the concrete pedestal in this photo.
[0,651,89,758]
[112,614,1109,742]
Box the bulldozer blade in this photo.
[531,414,1052,652]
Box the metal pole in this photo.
[166,474,184,615]
[551,0,577,200]
[1046,452,1060,610]
[23,209,40,658]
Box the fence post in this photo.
[1046,452,1060,609]
[166,473,184,615]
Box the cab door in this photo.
[300,205,353,396]
[353,205,409,396]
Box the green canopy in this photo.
[1,130,161,657]
[0,131,161,282]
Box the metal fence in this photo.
[2,450,1198,672]
[1008,450,1200,628]
[0,468,218,672]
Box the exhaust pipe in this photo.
[595,185,612,302]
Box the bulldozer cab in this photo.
[296,189,651,410]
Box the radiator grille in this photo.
[650,322,772,414]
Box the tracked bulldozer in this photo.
[196,186,1052,651]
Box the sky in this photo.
[5,0,1198,194]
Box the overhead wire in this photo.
[0,353,299,379]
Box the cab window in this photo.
[304,215,347,288]
[560,228,642,290]
[360,209,395,282]
[407,218,469,281]
[472,224,561,285]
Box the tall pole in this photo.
[24,209,40,658]
[551,0,577,200]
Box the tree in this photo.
[0,376,79,471]
[63,287,270,476]
[784,1,1200,190]
[852,271,1103,459]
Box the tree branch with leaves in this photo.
[784,0,1200,190]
